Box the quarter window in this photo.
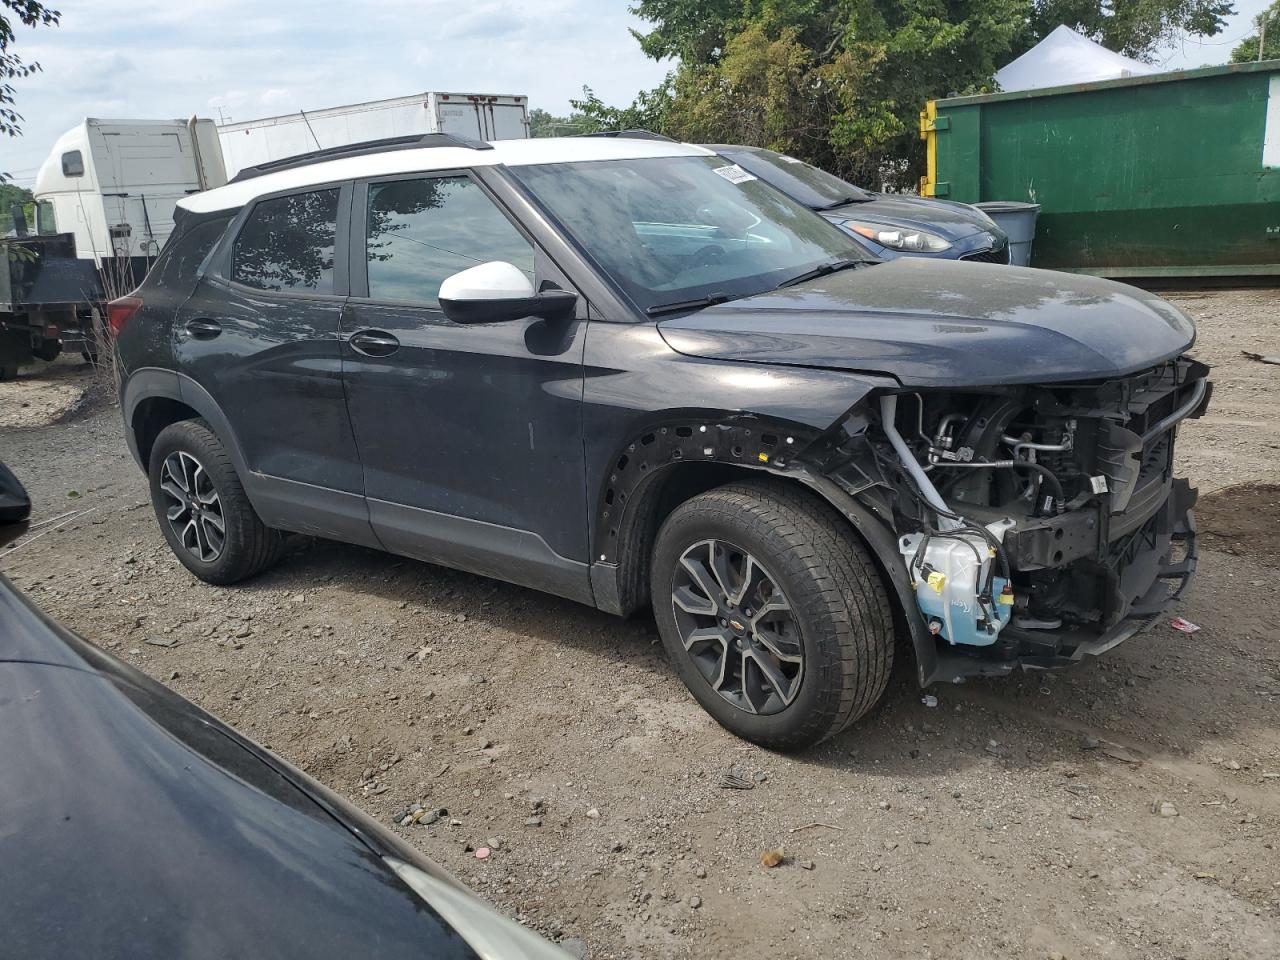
[232,189,340,294]
[365,176,534,304]
[61,150,84,177]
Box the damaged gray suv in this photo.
[113,135,1210,750]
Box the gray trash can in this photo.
[976,201,1040,267]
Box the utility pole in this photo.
[1260,16,1267,62]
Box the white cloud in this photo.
[2,0,671,182]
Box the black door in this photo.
[340,171,591,602]
[175,184,377,546]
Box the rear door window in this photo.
[232,189,340,294]
[363,175,534,305]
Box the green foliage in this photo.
[530,107,582,137]
[0,179,31,207]
[629,0,1234,189]
[0,179,33,236]
[1229,1,1279,62]
[1027,1,1233,59]
[529,84,674,137]
[568,83,672,132]
[2,1,61,139]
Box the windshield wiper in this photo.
[645,293,731,316]
[815,196,869,210]
[774,258,865,289]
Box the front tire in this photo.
[148,419,283,584]
[651,480,894,751]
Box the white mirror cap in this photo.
[438,261,534,301]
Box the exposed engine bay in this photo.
[824,356,1212,677]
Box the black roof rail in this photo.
[227,133,494,183]
[574,129,676,142]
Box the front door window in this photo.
[365,175,534,305]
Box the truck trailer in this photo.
[33,118,226,281]
[216,92,530,178]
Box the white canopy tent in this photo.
[995,25,1162,93]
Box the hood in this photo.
[827,194,1003,243]
[0,576,480,960]
[657,258,1196,387]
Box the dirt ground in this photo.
[2,288,1278,960]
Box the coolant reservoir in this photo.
[898,519,1015,647]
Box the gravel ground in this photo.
[2,288,1278,959]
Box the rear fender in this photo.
[120,367,252,480]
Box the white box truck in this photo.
[32,118,227,274]
[217,92,530,178]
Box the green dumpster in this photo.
[920,60,1280,278]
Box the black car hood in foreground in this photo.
[658,258,1196,387]
[827,193,1002,243]
[0,579,478,960]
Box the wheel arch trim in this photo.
[121,368,253,481]
[591,416,936,687]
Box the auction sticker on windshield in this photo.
[712,164,758,184]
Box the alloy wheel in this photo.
[670,539,804,715]
[159,451,225,563]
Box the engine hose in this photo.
[877,447,1013,583]
[929,460,1065,514]
[898,478,1013,580]
[1009,461,1065,513]
[879,395,963,531]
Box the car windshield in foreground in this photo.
[713,147,874,210]
[508,155,872,314]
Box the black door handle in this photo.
[185,318,222,340]
[348,329,400,357]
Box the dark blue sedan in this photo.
[706,144,1010,263]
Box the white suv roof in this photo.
[179,136,713,214]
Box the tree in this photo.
[1230,1,1279,61]
[0,180,30,207]
[530,107,580,138]
[2,1,61,139]
[1026,1,1232,59]
[567,84,672,132]
[0,179,32,235]
[630,0,1234,189]
[529,86,673,138]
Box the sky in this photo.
[1,0,674,184]
[1,0,1273,188]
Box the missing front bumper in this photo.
[924,479,1199,683]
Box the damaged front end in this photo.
[816,357,1212,682]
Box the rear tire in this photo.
[148,419,283,584]
[0,330,28,380]
[651,479,895,751]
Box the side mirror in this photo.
[439,261,577,325]
[0,461,32,549]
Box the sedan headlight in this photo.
[843,221,952,253]
[386,857,574,959]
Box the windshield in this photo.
[508,155,871,313]
[712,147,872,210]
